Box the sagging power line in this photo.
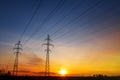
[23,0,65,45]
[50,0,103,37]
[37,0,85,39]
[19,0,42,41]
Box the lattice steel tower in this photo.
[42,35,54,76]
[13,41,22,76]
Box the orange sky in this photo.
[0,32,120,76]
[0,0,120,76]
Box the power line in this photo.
[53,0,120,41]
[66,22,120,46]
[53,2,105,40]
[37,0,85,40]
[23,0,66,45]
[24,0,103,47]
[19,0,42,41]
[25,0,85,46]
[50,0,103,37]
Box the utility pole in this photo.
[42,34,54,76]
[13,41,22,76]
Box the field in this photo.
[0,76,120,80]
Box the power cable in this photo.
[19,0,42,41]
[23,0,66,45]
[50,0,103,37]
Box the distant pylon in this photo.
[42,34,54,76]
[13,41,22,76]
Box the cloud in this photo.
[23,52,44,66]
[28,54,43,65]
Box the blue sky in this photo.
[0,0,120,44]
[0,0,120,76]
[0,0,120,41]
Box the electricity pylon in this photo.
[13,41,22,76]
[42,34,54,76]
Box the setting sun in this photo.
[59,69,67,76]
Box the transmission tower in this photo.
[13,41,22,76]
[42,34,54,76]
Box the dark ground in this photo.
[0,76,120,80]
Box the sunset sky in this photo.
[0,0,120,76]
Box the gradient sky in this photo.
[0,0,120,76]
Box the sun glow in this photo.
[59,69,67,76]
